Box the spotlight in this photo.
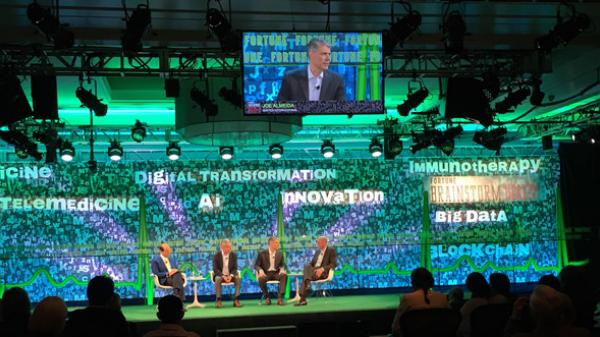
[482,72,501,101]
[27,2,74,49]
[473,127,507,154]
[59,140,75,162]
[131,120,146,143]
[269,144,283,159]
[0,73,35,126]
[536,12,590,52]
[442,11,466,54]
[321,140,335,158]
[121,4,152,53]
[220,146,234,160]
[190,86,218,116]
[108,140,123,161]
[495,87,531,113]
[76,87,108,117]
[383,10,422,54]
[369,138,383,158]
[397,87,429,117]
[409,129,438,154]
[432,125,463,156]
[33,125,60,164]
[206,5,241,52]
[529,78,545,106]
[166,142,181,161]
[219,84,243,109]
[445,77,493,127]
[572,125,600,144]
[0,130,42,161]
[383,127,403,160]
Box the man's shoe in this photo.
[277,297,284,305]
[264,297,271,305]
[233,299,242,307]
[216,299,223,308]
[294,299,308,306]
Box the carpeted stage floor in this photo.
[117,294,399,337]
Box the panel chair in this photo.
[153,273,187,300]
[209,271,241,300]
[255,271,282,305]
[311,269,335,298]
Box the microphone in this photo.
[316,84,321,90]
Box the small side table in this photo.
[287,272,302,303]
[186,275,206,309]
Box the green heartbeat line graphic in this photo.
[0,257,560,298]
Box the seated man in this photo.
[255,237,287,305]
[151,242,185,301]
[213,239,242,308]
[143,295,199,337]
[296,236,337,306]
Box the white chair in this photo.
[311,269,334,297]
[255,271,282,304]
[209,271,241,299]
[153,273,187,298]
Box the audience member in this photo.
[457,272,490,337]
[27,296,68,337]
[391,267,449,337]
[506,285,591,337]
[489,273,512,304]
[559,266,596,330]
[538,274,561,291]
[143,295,199,337]
[0,287,31,337]
[62,275,130,337]
[448,287,466,312]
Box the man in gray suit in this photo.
[296,236,337,306]
[277,38,346,102]
[255,237,288,305]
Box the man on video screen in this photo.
[277,38,346,102]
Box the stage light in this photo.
[76,87,108,117]
[445,77,493,127]
[397,87,429,117]
[383,10,422,55]
[0,130,42,161]
[572,125,600,144]
[495,87,531,113]
[0,73,35,126]
[219,84,243,109]
[59,140,75,162]
[482,72,501,101]
[473,127,507,154]
[530,78,545,106]
[432,125,463,156]
[131,120,146,143]
[190,86,218,116]
[121,4,152,53]
[33,125,61,164]
[409,130,438,154]
[321,140,335,158]
[369,138,383,158]
[442,11,466,54]
[536,12,590,52]
[27,2,74,49]
[206,3,241,52]
[108,140,123,161]
[220,146,234,160]
[166,142,181,161]
[269,144,283,159]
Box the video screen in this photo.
[242,32,384,115]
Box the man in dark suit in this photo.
[213,239,242,308]
[255,237,288,305]
[277,38,346,102]
[296,236,337,306]
[151,242,185,301]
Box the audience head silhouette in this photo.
[489,272,511,296]
[1,287,31,324]
[28,296,68,337]
[410,267,434,304]
[87,275,115,306]
[466,272,490,298]
[157,295,185,324]
[538,274,561,291]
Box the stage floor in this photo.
[120,294,399,322]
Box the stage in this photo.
[119,294,398,337]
